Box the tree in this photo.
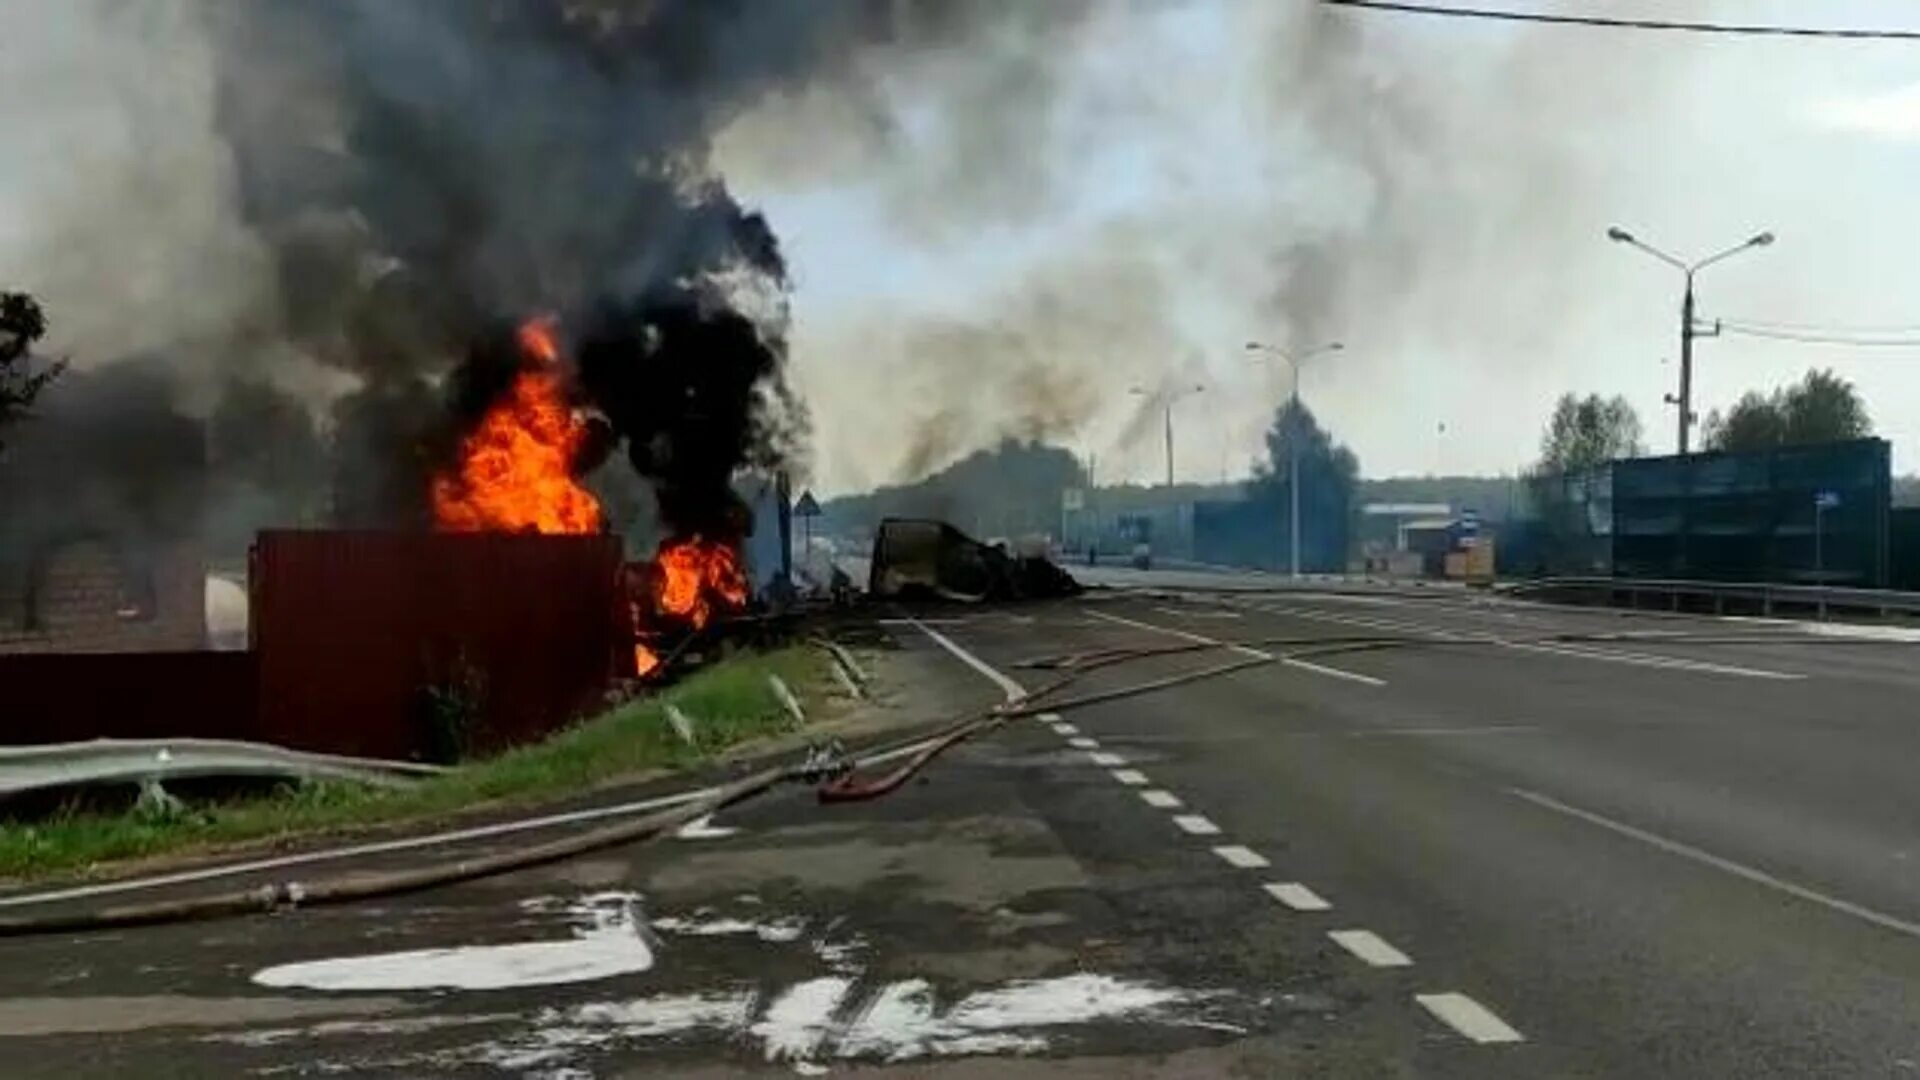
[1248,399,1360,571]
[0,292,65,448]
[1536,393,1643,473]
[1703,369,1871,452]
[1525,394,1641,568]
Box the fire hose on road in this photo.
[0,622,1891,936]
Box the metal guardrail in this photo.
[1502,576,1920,619]
[0,738,447,799]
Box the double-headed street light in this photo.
[1245,340,1343,578]
[1606,226,1775,455]
[1129,382,1206,488]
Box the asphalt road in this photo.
[921,580,1920,1077]
[5,579,1920,1076]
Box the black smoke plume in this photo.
[209,1,818,535]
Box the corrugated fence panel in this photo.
[0,651,257,745]
[251,531,624,761]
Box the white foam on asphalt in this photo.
[1140,790,1182,809]
[1110,769,1150,786]
[1264,882,1331,911]
[245,969,1233,1073]
[752,977,853,1064]
[650,914,806,943]
[1415,992,1525,1044]
[1329,929,1412,968]
[1212,845,1269,869]
[1172,814,1222,836]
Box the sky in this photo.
[7,1,1920,499]
[704,1,1920,494]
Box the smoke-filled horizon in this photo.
[7,1,1920,515]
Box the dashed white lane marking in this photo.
[1213,845,1269,869]
[1416,992,1525,1044]
[1329,929,1413,967]
[1110,769,1150,786]
[1264,882,1331,911]
[1140,790,1183,809]
[1172,814,1222,836]
[1050,722,1080,736]
[1089,751,1127,767]
[1067,736,1100,750]
[1084,609,1385,687]
[906,618,1024,702]
[1510,787,1920,941]
[1036,712,1062,723]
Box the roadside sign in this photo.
[1814,490,1841,511]
[1458,507,1480,536]
[1062,487,1085,512]
[794,490,822,517]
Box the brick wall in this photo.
[0,540,207,654]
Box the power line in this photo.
[1321,1,1920,40]
[1721,317,1920,335]
[1719,324,1920,349]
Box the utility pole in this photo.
[1247,340,1342,578]
[1607,226,1774,455]
[1678,279,1696,455]
[1163,401,1174,488]
[1130,384,1205,488]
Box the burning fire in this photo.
[629,536,749,678]
[432,317,603,534]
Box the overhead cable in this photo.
[1321,0,1920,40]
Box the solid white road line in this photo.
[1110,769,1150,786]
[1510,787,1920,941]
[1084,608,1385,687]
[1415,992,1525,1044]
[1213,845,1270,869]
[906,617,1025,702]
[1247,599,1803,680]
[1497,639,1803,680]
[1329,929,1413,968]
[1264,882,1332,911]
[1172,814,1222,836]
[1089,751,1128,767]
[1140,790,1183,809]
[1067,736,1100,749]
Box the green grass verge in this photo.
[0,646,829,882]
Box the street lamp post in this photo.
[1246,340,1343,578]
[1129,383,1205,487]
[1606,226,1775,455]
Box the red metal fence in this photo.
[250,531,625,760]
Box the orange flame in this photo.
[654,536,748,630]
[625,537,748,680]
[432,316,602,534]
[634,643,661,678]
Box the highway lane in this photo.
[924,592,1920,1077]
